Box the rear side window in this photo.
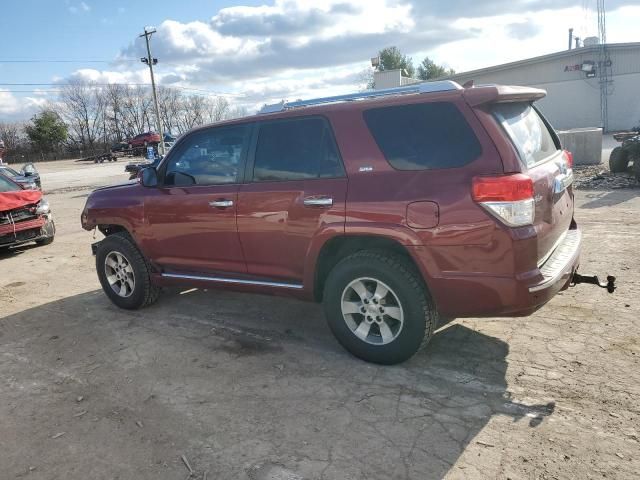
[493,103,559,167]
[363,102,481,170]
[253,117,344,182]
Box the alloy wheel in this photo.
[340,277,404,345]
[104,251,135,298]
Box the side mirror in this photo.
[21,162,37,176]
[138,167,158,187]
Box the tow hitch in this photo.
[571,273,616,293]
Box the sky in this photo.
[1,0,639,120]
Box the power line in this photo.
[0,82,149,86]
[0,59,139,63]
[0,83,243,96]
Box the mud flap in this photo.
[570,272,616,293]
[91,240,102,256]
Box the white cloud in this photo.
[32,0,640,120]
[0,90,48,119]
[430,5,640,73]
[68,1,90,14]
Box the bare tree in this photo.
[157,86,183,135]
[120,85,153,139]
[178,94,207,132]
[103,84,129,141]
[228,105,249,119]
[206,96,230,123]
[53,81,244,151]
[0,121,25,149]
[58,80,106,148]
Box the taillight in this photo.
[472,174,535,227]
[563,150,573,168]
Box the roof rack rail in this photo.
[258,80,462,114]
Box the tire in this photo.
[633,155,640,182]
[323,250,437,365]
[609,146,629,173]
[36,218,55,246]
[95,232,160,310]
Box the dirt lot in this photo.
[1,159,638,480]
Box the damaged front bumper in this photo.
[0,213,54,248]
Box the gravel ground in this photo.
[0,159,638,480]
[573,164,639,190]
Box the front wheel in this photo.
[95,232,160,309]
[323,250,437,364]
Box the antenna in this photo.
[568,28,573,50]
[597,0,611,132]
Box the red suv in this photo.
[128,131,161,149]
[82,81,583,364]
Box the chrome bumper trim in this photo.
[529,229,581,293]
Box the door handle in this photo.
[209,199,234,208]
[303,196,333,207]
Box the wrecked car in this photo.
[0,163,41,190]
[0,174,55,250]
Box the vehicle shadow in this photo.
[580,188,639,209]
[1,289,554,479]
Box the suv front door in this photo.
[143,123,251,275]
[237,116,347,283]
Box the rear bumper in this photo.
[414,228,582,318]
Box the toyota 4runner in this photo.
[82,81,605,364]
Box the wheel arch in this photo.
[310,234,428,302]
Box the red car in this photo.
[127,131,161,149]
[1,174,55,249]
[82,81,610,364]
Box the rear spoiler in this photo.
[463,84,547,107]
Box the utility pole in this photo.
[139,27,165,156]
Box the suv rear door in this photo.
[492,103,574,263]
[237,116,347,283]
[143,123,251,275]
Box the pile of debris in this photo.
[573,165,639,190]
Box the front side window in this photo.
[363,102,482,170]
[164,124,249,186]
[493,103,559,166]
[252,117,344,182]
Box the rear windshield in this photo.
[493,103,559,167]
[363,102,482,170]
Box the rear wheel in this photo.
[323,250,437,364]
[609,146,629,173]
[633,155,640,181]
[96,232,160,309]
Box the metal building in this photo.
[374,42,640,132]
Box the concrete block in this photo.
[557,128,602,165]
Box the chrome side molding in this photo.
[161,272,304,290]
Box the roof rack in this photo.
[258,80,462,114]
